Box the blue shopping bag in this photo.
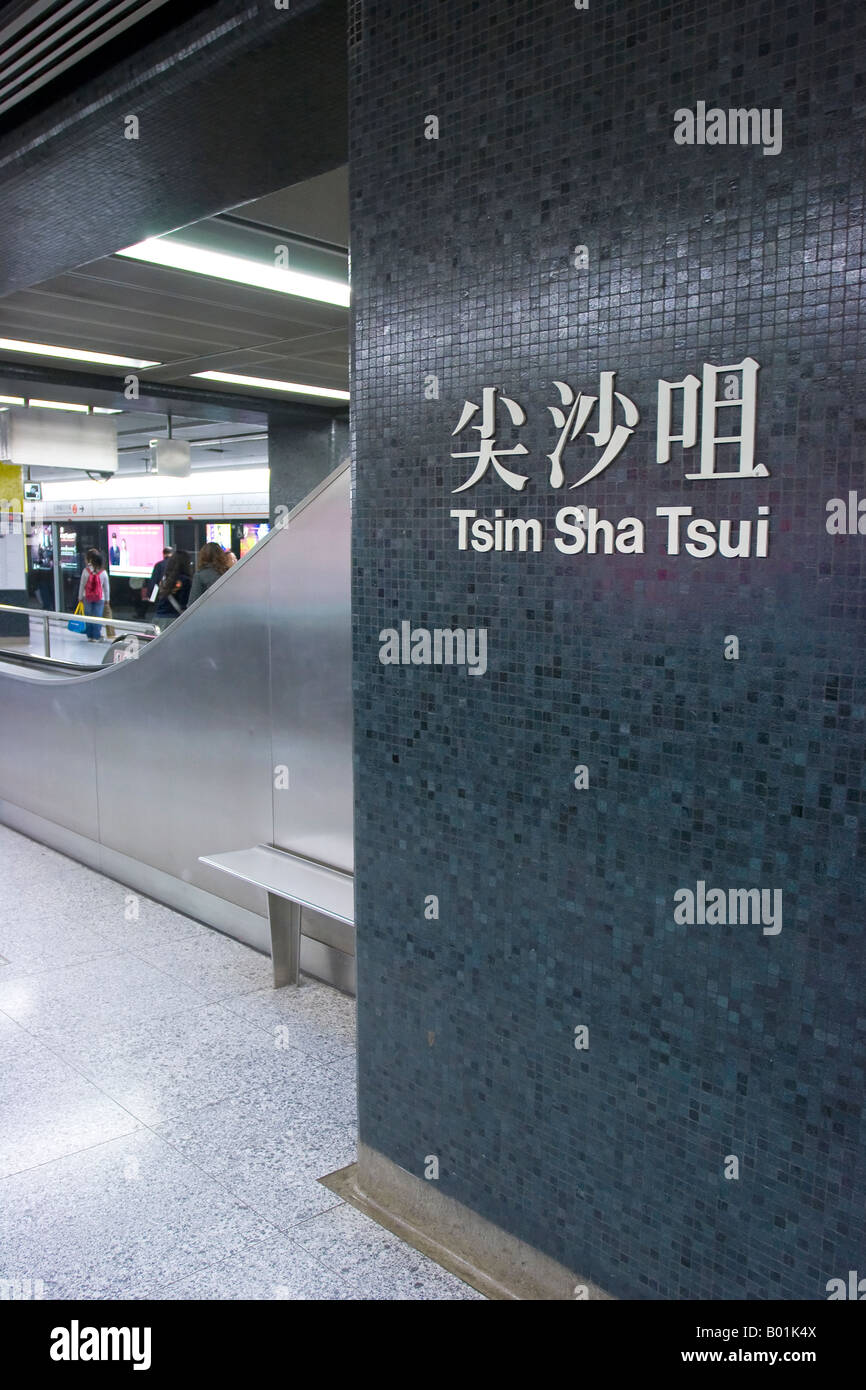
[68,603,87,634]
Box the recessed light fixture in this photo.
[193,370,350,402]
[0,337,160,368]
[118,238,351,308]
[0,394,25,405]
[29,399,91,412]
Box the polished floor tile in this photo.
[65,1003,343,1126]
[0,1009,33,1060]
[155,1093,357,1228]
[89,897,213,954]
[0,826,486,1300]
[224,977,356,1065]
[0,1128,274,1300]
[0,918,115,980]
[127,928,274,1002]
[0,1039,140,1178]
[0,951,206,1049]
[152,1229,351,1301]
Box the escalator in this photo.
[0,462,353,988]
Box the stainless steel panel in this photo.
[0,462,353,980]
[269,465,353,871]
[0,665,99,838]
[301,905,354,955]
[300,936,355,995]
[94,534,275,912]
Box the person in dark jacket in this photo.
[146,547,173,600]
[153,550,192,629]
[189,542,232,604]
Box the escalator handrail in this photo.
[0,603,160,637]
[0,649,105,675]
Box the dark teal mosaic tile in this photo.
[350,0,866,1299]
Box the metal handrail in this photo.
[0,603,160,660]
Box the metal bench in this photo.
[199,845,354,987]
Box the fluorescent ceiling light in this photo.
[0,336,160,368]
[0,397,122,413]
[193,370,349,402]
[118,237,350,308]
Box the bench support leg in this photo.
[268,894,301,987]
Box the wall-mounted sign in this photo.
[0,407,118,474]
[448,357,771,559]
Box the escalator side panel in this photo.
[0,464,354,982]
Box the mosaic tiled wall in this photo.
[349,0,866,1299]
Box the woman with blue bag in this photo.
[75,549,110,641]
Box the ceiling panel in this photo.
[0,175,350,401]
[0,0,175,118]
[234,167,349,247]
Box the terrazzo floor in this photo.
[0,824,484,1301]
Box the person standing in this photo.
[146,547,173,602]
[153,549,192,629]
[78,548,109,641]
[189,542,232,603]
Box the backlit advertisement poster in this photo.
[59,528,78,570]
[30,525,53,568]
[108,523,167,577]
[206,523,231,548]
[239,522,269,558]
[0,461,25,589]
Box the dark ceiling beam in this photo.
[0,0,348,298]
[0,359,348,426]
